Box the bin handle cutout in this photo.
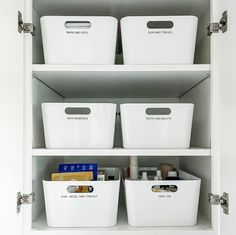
[65,107,91,115]
[146,108,171,115]
[67,185,94,193]
[65,21,91,29]
[147,21,174,29]
[151,185,178,193]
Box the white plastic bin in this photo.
[41,16,118,64]
[43,168,120,227]
[121,16,198,64]
[42,103,117,148]
[124,169,201,226]
[120,103,194,148]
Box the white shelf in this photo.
[32,208,213,235]
[32,147,211,157]
[33,64,210,98]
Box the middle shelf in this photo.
[32,147,211,157]
[32,64,210,98]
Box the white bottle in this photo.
[154,170,162,180]
[130,156,138,180]
[141,171,148,180]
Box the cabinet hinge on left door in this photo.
[18,11,36,36]
[17,192,35,213]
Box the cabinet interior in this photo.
[32,0,210,65]
[30,0,213,233]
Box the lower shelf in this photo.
[32,206,213,235]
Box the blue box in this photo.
[58,163,98,180]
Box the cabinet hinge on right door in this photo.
[17,192,35,213]
[18,11,36,36]
[208,192,229,215]
[207,11,227,36]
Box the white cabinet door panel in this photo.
[212,1,236,235]
[0,1,24,235]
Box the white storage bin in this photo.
[124,169,201,226]
[41,16,118,64]
[42,103,117,148]
[120,103,194,148]
[43,168,120,227]
[121,16,198,64]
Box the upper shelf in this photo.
[33,0,210,19]
[32,147,211,157]
[33,64,210,98]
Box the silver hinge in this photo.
[208,192,229,215]
[18,11,35,36]
[207,11,227,36]
[17,192,35,213]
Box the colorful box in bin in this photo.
[58,163,98,180]
[52,171,94,181]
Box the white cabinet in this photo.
[0,0,236,235]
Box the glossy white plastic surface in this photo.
[43,168,120,227]
[120,103,194,148]
[121,16,198,64]
[41,16,118,64]
[42,103,117,148]
[124,170,201,226]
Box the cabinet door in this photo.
[0,1,24,235]
[212,1,236,235]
